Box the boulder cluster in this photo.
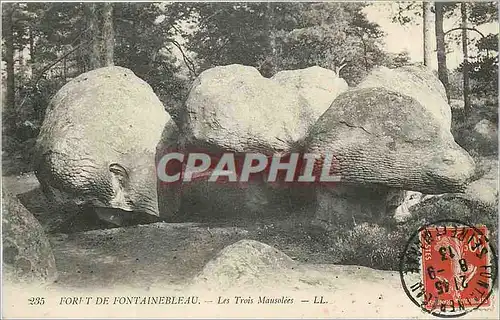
[168,64,477,229]
[5,64,496,286]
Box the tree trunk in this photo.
[360,36,369,71]
[422,2,433,67]
[77,41,84,73]
[3,3,16,110]
[101,2,114,67]
[87,3,101,69]
[28,25,35,81]
[29,25,35,64]
[461,3,471,115]
[434,2,450,102]
[63,57,67,82]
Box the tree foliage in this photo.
[113,2,190,117]
[465,33,498,98]
[2,2,190,169]
[2,3,189,128]
[391,1,498,109]
[185,2,401,84]
[459,3,498,103]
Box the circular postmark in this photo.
[399,219,497,318]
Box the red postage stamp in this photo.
[420,225,494,313]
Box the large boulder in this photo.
[194,239,297,290]
[389,191,435,222]
[4,173,150,233]
[463,157,498,209]
[155,119,302,221]
[305,87,475,235]
[453,108,498,157]
[306,87,475,194]
[2,188,58,284]
[170,64,319,221]
[34,66,169,224]
[191,239,428,318]
[156,119,183,219]
[271,66,348,120]
[405,190,498,246]
[181,64,315,153]
[358,65,452,129]
[474,119,498,141]
[470,119,498,155]
[154,119,298,221]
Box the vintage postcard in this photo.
[2,0,498,318]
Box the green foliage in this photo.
[448,69,464,100]
[453,32,498,114]
[392,1,497,26]
[322,194,498,271]
[185,2,390,84]
[468,2,498,25]
[467,34,498,98]
[391,1,421,25]
[185,2,278,73]
[389,51,412,67]
[329,223,403,270]
[402,196,498,254]
[452,97,498,157]
[2,2,190,170]
[113,3,190,119]
[392,0,498,117]
[276,3,388,85]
